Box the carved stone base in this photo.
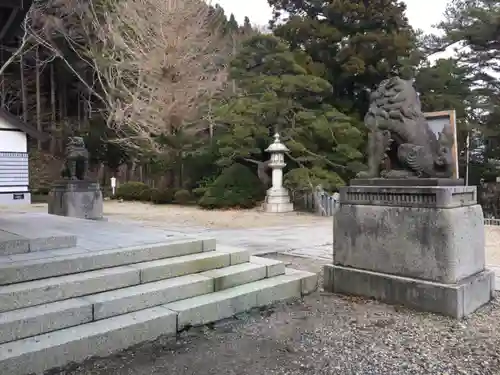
[325,183,493,318]
[324,265,495,319]
[262,187,293,213]
[48,180,104,220]
[350,178,464,187]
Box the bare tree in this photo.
[93,0,227,149]
[1,0,228,154]
[35,0,227,151]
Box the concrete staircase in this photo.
[0,237,317,375]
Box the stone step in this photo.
[249,255,286,277]
[200,262,268,291]
[166,268,318,330]
[0,268,318,375]
[0,261,276,344]
[0,237,216,285]
[0,230,77,256]
[0,249,246,312]
[85,261,265,321]
[0,305,178,375]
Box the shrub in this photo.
[192,176,216,199]
[149,188,159,201]
[192,187,207,198]
[138,188,153,202]
[116,181,149,201]
[102,187,114,199]
[151,188,175,204]
[198,163,265,209]
[174,189,192,204]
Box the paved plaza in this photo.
[2,202,498,286]
[112,217,500,289]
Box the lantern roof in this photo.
[265,133,289,153]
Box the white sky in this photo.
[213,0,449,34]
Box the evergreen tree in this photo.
[226,14,239,32]
[268,0,420,116]
[431,0,499,166]
[213,35,364,191]
[414,58,475,143]
[242,16,253,34]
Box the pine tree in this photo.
[226,14,239,32]
[213,35,364,190]
[268,0,420,116]
[414,58,475,135]
[432,0,499,165]
[241,16,253,35]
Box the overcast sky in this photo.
[214,0,448,34]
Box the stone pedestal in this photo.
[263,187,294,213]
[48,180,104,220]
[323,179,495,318]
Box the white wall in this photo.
[0,116,27,153]
[0,115,30,204]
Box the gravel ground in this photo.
[47,256,500,375]
[3,201,330,229]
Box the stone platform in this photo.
[324,181,494,318]
[0,213,77,255]
[48,180,103,220]
[0,213,317,375]
[262,187,294,213]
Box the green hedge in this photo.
[115,182,150,201]
[113,182,196,205]
[174,189,192,204]
[151,188,175,204]
[198,163,265,209]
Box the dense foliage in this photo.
[115,182,150,201]
[213,34,364,190]
[268,0,421,116]
[422,0,500,183]
[198,163,265,209]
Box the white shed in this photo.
[0,109,49,205]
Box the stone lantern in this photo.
[262,133,294,213]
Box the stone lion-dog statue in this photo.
[61,136,89,180]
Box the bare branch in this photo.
[78,0,228,152]
[5,0,229,154]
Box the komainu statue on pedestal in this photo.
[357,76,454,178]
[61,136,89,180]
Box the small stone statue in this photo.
[357,76,454,179]
[61,136,89,180]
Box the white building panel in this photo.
[0,117,27,153]
[0,117,31,204]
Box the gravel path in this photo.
[48,257,500,375]
[5,201,329,229]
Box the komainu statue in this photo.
[61,136,89,180]
[357,76,454,179]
